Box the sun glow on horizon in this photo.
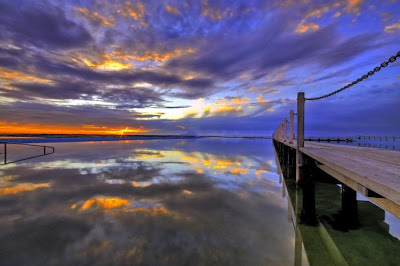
[0,122,152,135]
[110,127,146,136]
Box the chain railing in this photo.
[273,50,400,181]
[305,51,400,101]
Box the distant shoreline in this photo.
[0,134,271,144]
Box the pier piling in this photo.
[296,92,305,182]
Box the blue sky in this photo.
[0,0,399,136]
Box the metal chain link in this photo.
[305,51,400,101]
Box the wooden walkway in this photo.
[276,139,400,218]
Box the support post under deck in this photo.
[296,92,305,182]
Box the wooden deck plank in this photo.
[305,142,400,167]
[302,147,400,204]
[308,148,400,176]
[280,140,400,168]
[275,139,400,206]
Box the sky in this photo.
[0,0,399,136]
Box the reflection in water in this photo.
[71,197,131,211]
[0,182,50,195]
[0,139,304,265]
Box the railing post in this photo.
[277,125,280,140]
[283,118,287,142]
[289,110,294,144]
[296,92,305,182]
[278,124,281,140]
[280,123,284,141]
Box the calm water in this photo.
[0,138,399,265]
[0,139,308,265]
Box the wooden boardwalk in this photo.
[275,139,400,218]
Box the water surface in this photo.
[2,138,400,265]
[0,139,306,265]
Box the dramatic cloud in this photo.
[0,1,92,49]
[0,0,399,135]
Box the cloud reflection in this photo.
[0,139,296,265]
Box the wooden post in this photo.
[342,185,360,229]
[289,110,294,144]
[279,125,281,140]
[277,126,280,140]
[296,92,305,182]
[283,118,287,142]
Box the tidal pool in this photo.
[1,138,399,265]
[0,139,307,265]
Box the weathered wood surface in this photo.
[276,139,400,216]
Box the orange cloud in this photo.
[71,197,171,216]
[165,5,179,15]
[201,0,233,20]
[295,22,319,33]
[305,5,333,18]
[182,189,192,195]
[256,94,270,104]
[183,97,252,118]
[255,169,269,180]
[0,183,50,196]
[294,1,363,34]
[72,51,133,71]
[72,47,194,70]
[135,152,164,160]
[0,121,152,135]
[344,0,364,14]
[0,68,52,84]
[230,97,250,105]
[180,152,246,174]
[89,60,131,71]
[121,206,169,215]
[214,104,243,114]
[230,167,249,175]
[117,1,146,27]
[385,23,400,33]
[133,47,195,62]
[71,197,130,211]
[74,7,115,27]
[132,181,153,187]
